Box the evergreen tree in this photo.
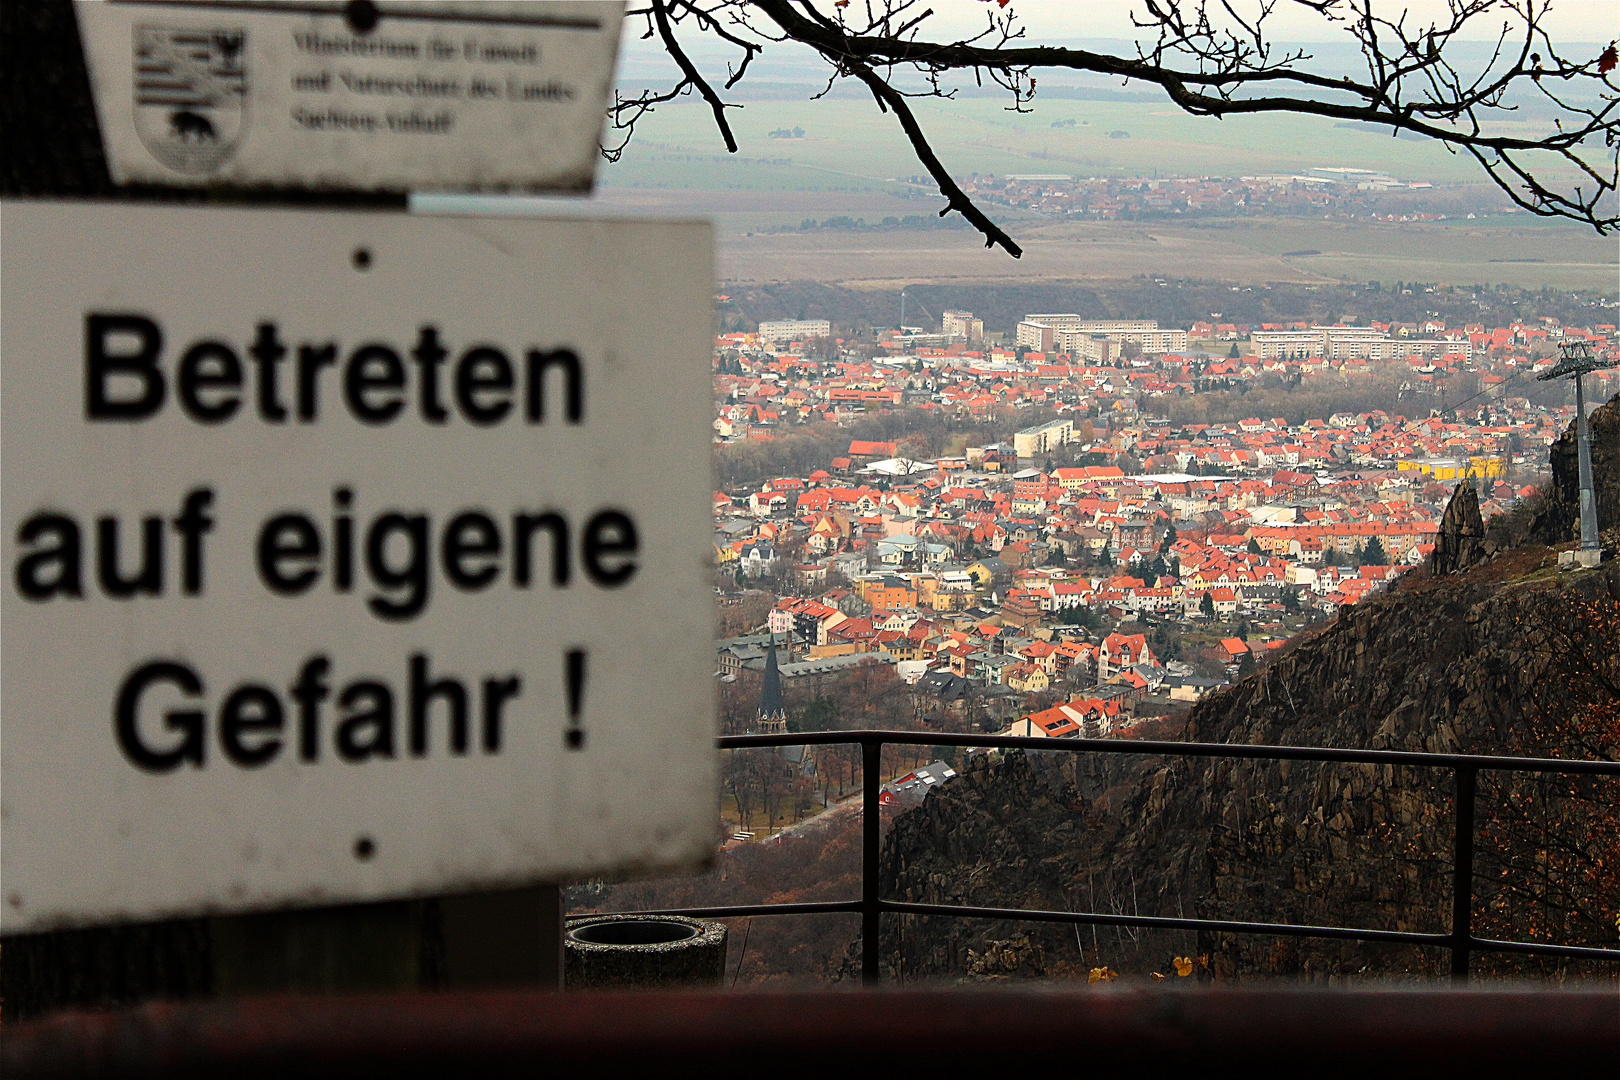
[1160,525,1178,553]
[799,696,840,732]
[1200,592,1216,618]
[1363,535,1389,565]
[1247,537,1264,556]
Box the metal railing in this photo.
[597,730,1620,984]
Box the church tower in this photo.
[756,635,788,736]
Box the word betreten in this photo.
[115,654,522,772]
[85,315,582,426]
[258,489,638,620]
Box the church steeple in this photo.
[756,634,787,735]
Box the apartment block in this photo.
[1017,315,1188,355]
[758,319,832,345]
[942,310,985,343]
[1251,326,1473,361]
[1013,417,1074,459]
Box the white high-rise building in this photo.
[1016,315,1187,355]
[942,310,984,343]
[1250,326,1473,361]
[757,319,832,345]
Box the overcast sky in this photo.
[622,0,1618,57]
[612,0,1620,99]
[421,1,1617,212]
[896,0,1616,42]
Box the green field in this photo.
[602,96,1580,192]
[1177,217,1619,291]
[709,215,1615,291]
[590,96,1615,292]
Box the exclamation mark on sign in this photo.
[565,648,586,750]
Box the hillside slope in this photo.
[876,554,1618,982]
[875,400,1620,982]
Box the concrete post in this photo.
[439,886,564,991]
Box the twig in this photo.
[652,0,741,152]
[845,59,1022,257]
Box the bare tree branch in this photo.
[607,0,1620,253]
[844,56,1023,256]
[651,0,740,152]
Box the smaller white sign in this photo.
[76,0,623,193]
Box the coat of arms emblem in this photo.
[133,25,247,174]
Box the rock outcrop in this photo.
[1532,391,1620,547]
[1430,480,1488,575]
[870,558,1620,983]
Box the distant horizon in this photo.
[617,3,1619,97]
[622,0,1618,61]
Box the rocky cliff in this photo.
[874,404,1620,983]
[1431,479,1488,575]
[1532,391,1620,547]
[876,558,1619,983]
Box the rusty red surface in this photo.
[5,987,1618,1077]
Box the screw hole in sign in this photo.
[345,0,380,35]
[352,248,372,271]
[353,836,377,860]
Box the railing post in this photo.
[1450,764,1478,984]
[862,738,881,986]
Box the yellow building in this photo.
[861,579,918,610]
[1006,664,1051,693]
[807,642,861,659]
[908,573,939,604]
[1398,456,1505,481]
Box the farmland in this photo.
[709,216,1616,291]
[586,96,1616,292]
[602,96,1532,192]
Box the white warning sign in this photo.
[1,199,717,933]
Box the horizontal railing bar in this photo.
[578,901,863,921]
[880,900,1452,949]
[717,730,1620,777]
[1464,935,1620,963]
[582,901,1620,964]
